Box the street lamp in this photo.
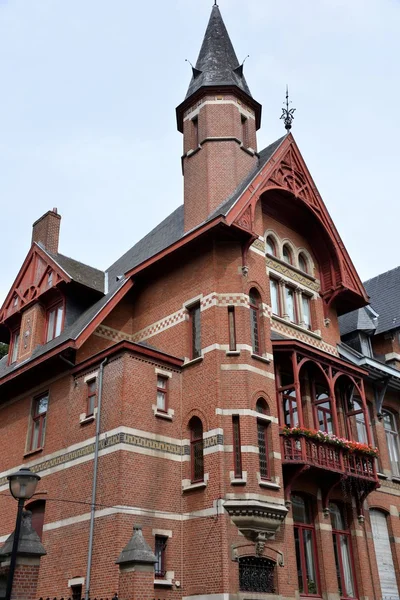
[5,467,40,600]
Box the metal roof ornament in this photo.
[280,85,296,132]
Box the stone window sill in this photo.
[155,410,173,421]
[259,480,280,490]
[226,350,240,356]
[80,415,95,425]
[377,472,388,480]
[154,579,173,587]
[231,478,247,486]
[24,447,44,458]
[392,476,400,483]
[251,353,271,364]
[182,356,203,368]
[182,480,208,493]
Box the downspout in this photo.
[85,357,108,600]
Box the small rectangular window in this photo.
[241,115,249,148]
[285,286,296,323]
[228,306,236,351]
[232,416,242,479]
[30,393,49,451]
[156,376,168,412]
[86,379,97,417]
[192,116,199,148]
[302,294,311,329]
[46,303,64,342]
[10,329,20,364]
[155,535,168,578]
[188,303,201,359]
[270,279,280,316]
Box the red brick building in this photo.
[1,5,400,600]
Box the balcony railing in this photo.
[281,433,377,481]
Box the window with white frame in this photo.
[383,410,400,477]
[156,376,168,412]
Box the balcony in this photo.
[280,428,378,507]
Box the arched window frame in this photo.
[298,252,309,273]
[382,409,400,477]
[329,502,357,599]
[189,416,204,483]
[282,243,293,265]
[266,235,277,257]
[25,499,46,540]
[292,494,321,596]
[249,288,263,356]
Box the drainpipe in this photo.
[85,357,108,600]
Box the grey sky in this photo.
[1,0,399,305]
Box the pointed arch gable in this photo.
[0,244,71,324]
[227,134,368,314]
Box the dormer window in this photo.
[10,329,20,364]
[46,302,64,342]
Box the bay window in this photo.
[383,410,400,477]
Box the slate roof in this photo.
[339,267,400,336]
[185,5,252,100]
[106,136,285,290]
[339,306,377,337]
[47,250,105,293]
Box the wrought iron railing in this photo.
[281,434,376,480]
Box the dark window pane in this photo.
[257,421,269,479]
[239,557,275,593]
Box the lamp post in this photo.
[5,467,40,600]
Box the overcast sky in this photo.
[0,0,399,304]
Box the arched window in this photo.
[383,410,400,477]
[282,244,293,265]
[25,499,46,540]
[370,509,399,600]
[239,556,275,593]
[292,495,320,596]
[298,252,309,273]
[249,289,262,355]
[189,417,204,483]
[330,503,357,599]
[256,399,270,480]
[266,236,277,256]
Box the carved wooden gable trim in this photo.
[0,245,70,323]
[229,134,368,307]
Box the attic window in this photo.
[12,296,18,307]
[47,272,53,287]
[192,116,199,149]
[46,302,64,342]
[241,115,249,148]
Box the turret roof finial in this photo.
[280,85,296,132]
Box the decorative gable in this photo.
[227,134,368,315]
[0,244,70,324]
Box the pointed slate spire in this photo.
[185,5,252,99]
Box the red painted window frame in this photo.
[45,300,65,343]
[292,495,321,597]
[154,535,168,578]
[257,419,270,480]
[228,306,237,351]
[249,290,262,355]
[284,284,298,323]
[301,294,312,329]
[266,236,277,257]
[330,503,358,600]
[270,277,281,316]
[232,415,242,479]
[282,387,298,427]
[312,380,334,434]
[9,328,21,365]
[189,417,204,483]
[86,379,97,417]
[188,303,201,360]
[30,393,49,452]
[156,375,168,413]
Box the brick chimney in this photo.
[31,208,61,254]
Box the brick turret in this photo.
[176,5,262,232]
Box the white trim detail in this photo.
[84,371,98,383]
[155,368,173,378]
[152,528,172,538]
[220,364,275,379]
[68,577,85,587]
[215,408,278,423]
